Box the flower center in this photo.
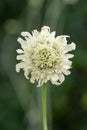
[29,41,62,71]
[31,45,61,70]
[39,48,50,60]
[36,48,52,69]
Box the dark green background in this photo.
[0,0,87,130]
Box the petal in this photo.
[51,81,61,86]
[32,30,40,37]
[59,35,70,38]
[21,32,32,38]
[17,37,27,50]
[24,69,30,79]
[56,35,70,45]
[71,42,76,50]
[17,37,25,45]
[65,42,76,53]
[16,63,24,72]
[37,80,42,87]
[65,54,74,58]
[58,73,65,83]
[41,26,50,36]
[50,31,56,37]
[16,55,24,60]
[63,64,71,69]
[63,61,72,69]
[16,49,24,54]
[50,73,59,82]
[62,68,71,75]
[41,26,50,32]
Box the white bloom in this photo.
[16,26,76,87]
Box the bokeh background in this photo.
[0,0,87,130]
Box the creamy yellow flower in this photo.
[16,26,76,87]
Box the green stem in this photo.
[42,83,48,130]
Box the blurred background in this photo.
[0,0,87,130]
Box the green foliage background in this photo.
[0,0,87,130]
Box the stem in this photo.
[42,83,48,130]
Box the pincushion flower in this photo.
[16,26,76,87]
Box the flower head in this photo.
[16,26,76,87]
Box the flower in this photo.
[16,26,76,87]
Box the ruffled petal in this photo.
[58,73,65,83]
[62,68,71,75]
[16,63,24,72]
[21,32,32,39]
[16,49,24,54]
[64,42,76,53]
